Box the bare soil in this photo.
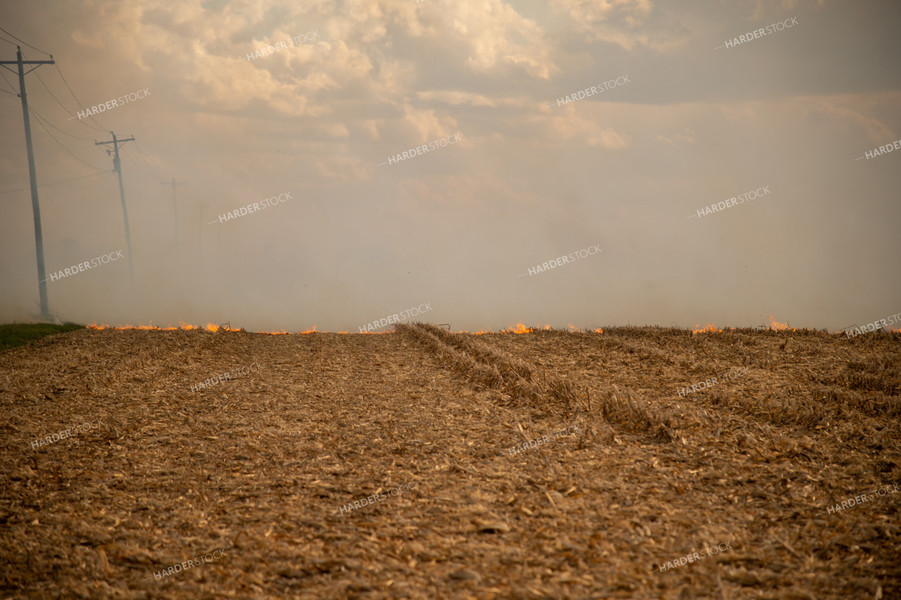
[1,324,898,599]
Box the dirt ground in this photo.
[1,324,899,599]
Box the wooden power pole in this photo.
[96,132,135,281]
[162,178,186,251]
[0,47,55,319]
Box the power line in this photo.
[0,170,108,195]
[33,70,69,109]
[28,105,94,141]
[120,146,159,181]
[0,66,17,93]
[32,68,103,131]
[38,71,108,133]
[50,61,107,132]
[0,27,51,56]
[28,107,108,171]
[0,34,21,49]
[125,138,164,180]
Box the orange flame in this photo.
[87,322,243,332]
[505,322,533,334]
[691,323,722,334]
[593,328,603,334]
[768,314,794,331]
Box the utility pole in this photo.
[96,132,135,282]
[1,47,55,320]
[198,205,203,262]
[194,203,207,265]
[161,178,186,251]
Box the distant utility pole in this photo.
[96,132,135,281]
[162,178,186,251]
[0,47,55,320]
[197,205,203,261]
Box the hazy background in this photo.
[1,0,899,332]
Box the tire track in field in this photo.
[399,323,676,443]
[597,329,901,456]
[488,329,818,461]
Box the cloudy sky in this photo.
[1,0,899,332]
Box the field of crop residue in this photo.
[1,323,899,599]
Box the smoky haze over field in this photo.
[1,0,899,332]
